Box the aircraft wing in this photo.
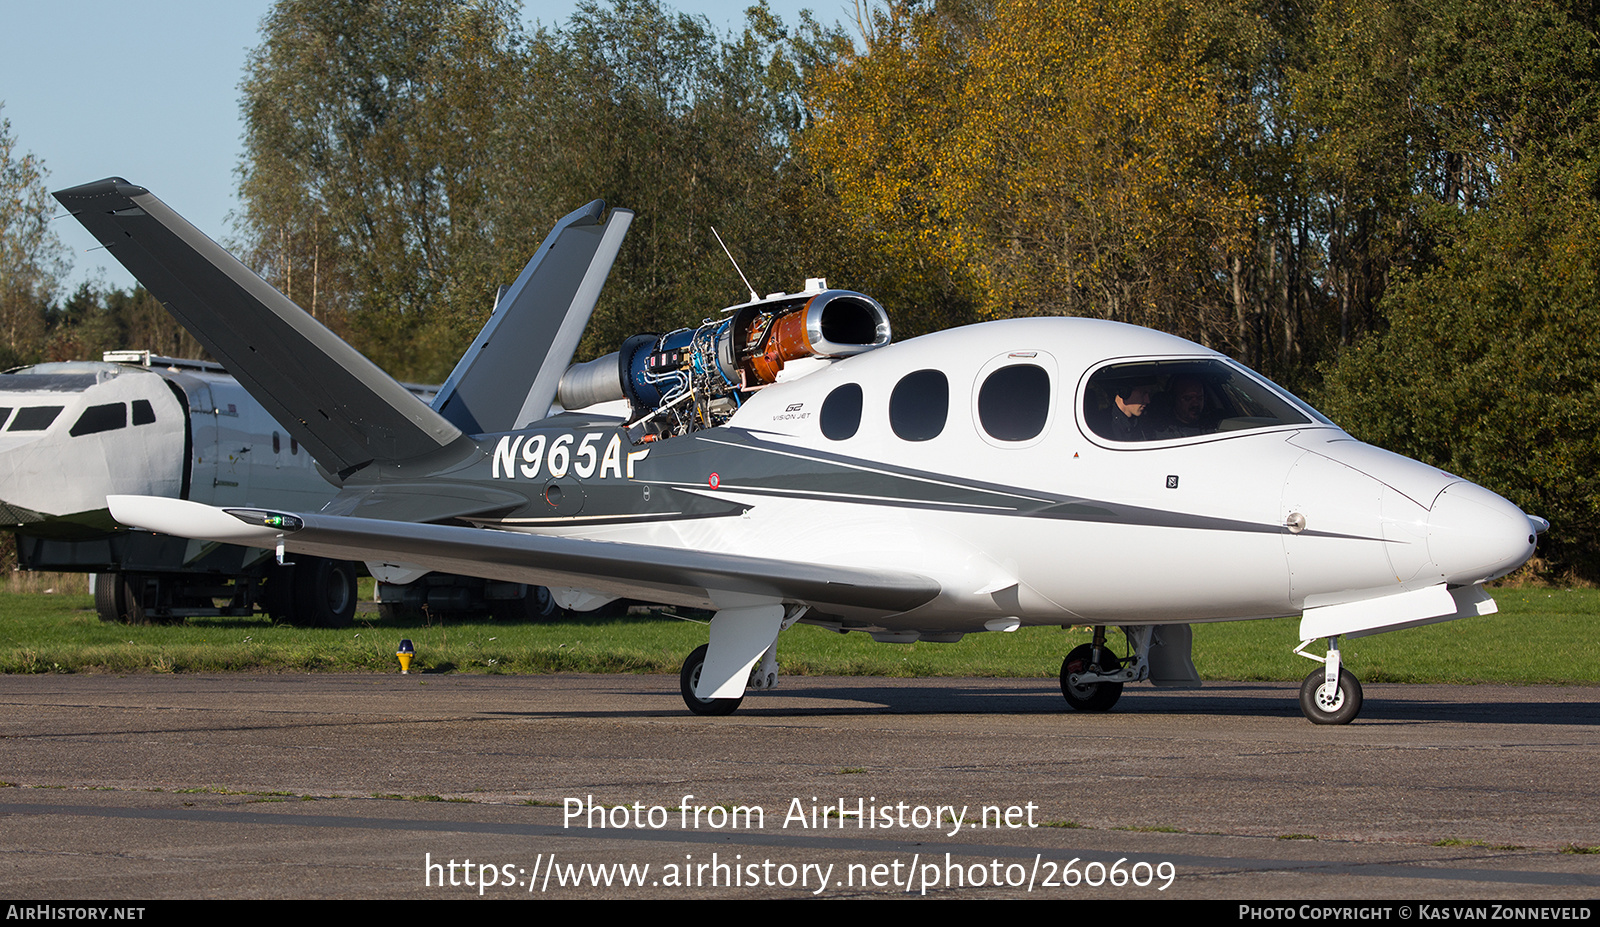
[108,495,941,619]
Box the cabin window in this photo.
[820,383,863,440]
[132,399,156,425]
[0,408,12,429]
[889,369,948,442]
[69,403,127,437]
[9,406,63,432]
[1083,359,1321,443]
[978,364,1051,441]
[272,431,281,454]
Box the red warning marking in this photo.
[708,472,720,489]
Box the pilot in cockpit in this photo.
[1108,381,1153,441]
[1150,374,1216,439]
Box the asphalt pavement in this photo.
[1,673,1596,899]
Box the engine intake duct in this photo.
[740,290,890,384]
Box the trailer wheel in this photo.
[94,573,146,624]
[294,557,357,628]
[265,558,357,628]
[491,586,566,622]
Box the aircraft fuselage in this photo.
[349,316,1533,642]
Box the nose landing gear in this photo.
[1295,637,1363,724]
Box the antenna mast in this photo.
[712,227,759,303]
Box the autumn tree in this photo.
[796,0,987,336]
[803,1,1262,346]
[42,284,207,363]
[522,1,852,358]
[237,0,843,377]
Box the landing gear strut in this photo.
[678,604,803,716]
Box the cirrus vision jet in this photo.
[55,178,1544,724]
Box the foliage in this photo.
[1319,0,1600,577]
[0,104,70,369]
[237,0,530,378]
[236,0,847,379]
[796,0,987,336]
[1320,180,1600,577]
[0,111,183,368]
[797,0,1600,389]
[518,0,851,360]
[41,284,207,363]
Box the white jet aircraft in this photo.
[56,178,1544,724]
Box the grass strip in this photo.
[0,588,1595,684]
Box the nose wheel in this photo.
[1294,636,1365,724]
[1299,667,1363,724]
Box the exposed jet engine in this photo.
[558,280,891,439]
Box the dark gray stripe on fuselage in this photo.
[682,429,1300,537]
[469,425,1384,542]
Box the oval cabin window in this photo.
[820,383,863,440]
[978,364,1050,441]
[889,369,949,442]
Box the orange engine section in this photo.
[746,307,813,384]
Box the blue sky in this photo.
[0,0,846,294]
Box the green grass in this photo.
[1190,588,1600,685]
[0,587,1596,683]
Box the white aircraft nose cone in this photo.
[1427,482,1537,584]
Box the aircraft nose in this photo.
[1427,482,1537,584]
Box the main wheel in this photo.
[1299,667,1363,724]
[1060,643,1124,712]
[679,644,743,716]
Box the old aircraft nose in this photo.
[1427,481,1537,584]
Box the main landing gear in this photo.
[678,607,795,715]
[1060,642,1124,711]
[1059,625,1148,713]
[680,644,742,716]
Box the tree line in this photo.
[3,0,1598,576]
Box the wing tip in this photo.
[53,176,144,202]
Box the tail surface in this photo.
[431,201,633,433]
[54,178,461,481]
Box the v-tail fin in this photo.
[431,201,633,433]
[54,178,463,481]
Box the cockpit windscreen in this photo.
[1083,358,1332,443]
